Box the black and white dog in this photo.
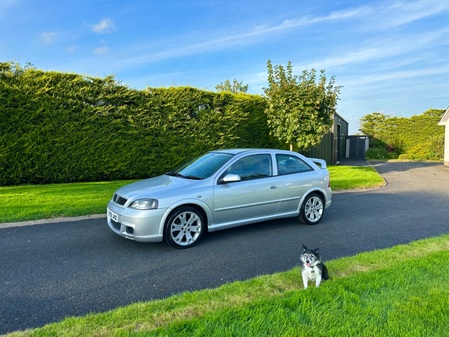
[299,243,329,289]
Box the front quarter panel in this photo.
[156,197,214,235]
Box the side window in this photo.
[227,154,272,181]
[276,154,313,175]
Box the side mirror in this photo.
[220,174,241,184]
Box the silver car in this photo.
[107,149,332,249]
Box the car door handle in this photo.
[270,185,278,189]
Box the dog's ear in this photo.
[302,242,307,251]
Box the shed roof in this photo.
[439,106,449,125]
[334,112,349,125]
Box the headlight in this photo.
[129,198,158,210]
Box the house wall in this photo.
[444,124,449,166]
[439,107,449,166]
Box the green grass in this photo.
[0,180,136,223]
[1,166,444,336]
[328,165,385,191]
[6,235,449,337]
[0,166,384,223]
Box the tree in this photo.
[264,60,341,151]
[215,79,248,93]
[359,112,390,136]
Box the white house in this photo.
[439,107,449,166]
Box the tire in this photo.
[300,192,325,225]
[164,206,205,249]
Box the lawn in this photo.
[3,164,446,336]
[0,165,384,223]
[5,234,449,336]
[0,180,136,223]
[327,165,385,190]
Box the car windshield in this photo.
[167,152,234,179]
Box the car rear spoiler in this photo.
[310,158,327,169]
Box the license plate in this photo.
[108,209,119,222]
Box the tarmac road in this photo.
[1,161,449,334]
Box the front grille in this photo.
[111,219,121,231]
[113,193,127,205]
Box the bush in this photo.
[360,110,445,161]
[365,148,388,159]
[0,63,278,185]
[399,137,444,160]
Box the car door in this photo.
[275,153,317,215]
[212,154,280,229]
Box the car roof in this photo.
[212,149,250,154]
[211,148,295,156]
[211,148,271,156]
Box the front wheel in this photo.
[164,206,205,249]
[300,193,325,225]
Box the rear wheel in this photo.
[300,193,325,225]
[164,206,205,249]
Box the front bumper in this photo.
[107,201,165,243]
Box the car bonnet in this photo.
[115,174,197,200]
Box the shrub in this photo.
[360,110,445,161]
[0,63,277,185]
[365,148,389,159]
[399,136,444,160]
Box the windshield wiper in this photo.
[166,171,181,177]
[182,175,202,180]
[165,172,202,180]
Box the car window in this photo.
[226,154,272,181]
[170,152,234,179]
[276,154,313,175]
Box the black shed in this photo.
[301,113,369,164]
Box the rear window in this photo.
[276,154,313,175]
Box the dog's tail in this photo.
[321,263,329,280]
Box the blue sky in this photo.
[1,0,448,133]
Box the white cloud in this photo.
[104,0,448,69]
[92,18,115,34]
[66,45,76,53]
[368,0,449,30]
[49,0,449,94]
[111,5,370,67]
[0,0,20,9]
[40,31,58,44]
[94,46,109,54]
[295,26,449,71]
[342,64,449,89]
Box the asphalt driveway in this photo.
[1,161,449,334]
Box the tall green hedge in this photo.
[0,62,278,185]
[361,109,445,160]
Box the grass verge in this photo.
[6,234,449,336]
[0,180,136,223]
[328,165,385,191]
[0,166,384,223]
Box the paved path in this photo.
[1,161,448,334]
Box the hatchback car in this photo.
[107,149,332,249]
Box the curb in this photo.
[0,214,106,229]
[1,162,387,229]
